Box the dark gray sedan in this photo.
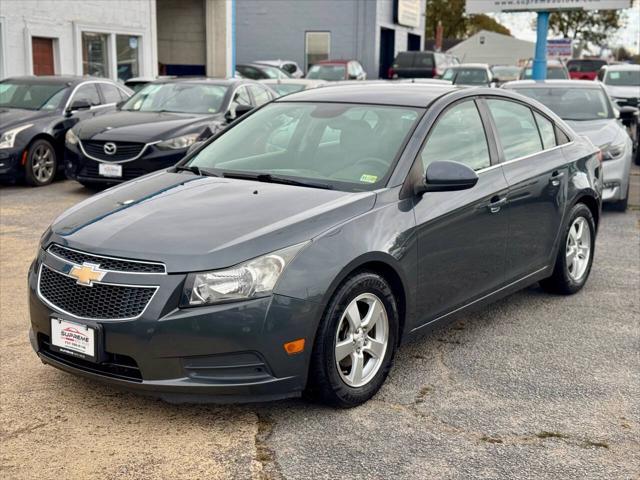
[29,84,602,407]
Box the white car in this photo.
[254,60,304,78]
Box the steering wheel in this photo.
[353,157,389,171]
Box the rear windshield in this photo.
[452,68,489,85]
[306,65,346,81]
[522,67,567,80]
[393,52,415,68]
[567,60,607,72]
[604,69,640,86]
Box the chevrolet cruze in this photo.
[29,84,602,407]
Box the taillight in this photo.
[388,67,395,79]
[596,150,603,163]
[432,67,438,78]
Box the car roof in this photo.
[150,77,247,86]
[2,75,107,85]
[503,79,604,89]
[260,79,326,85]
[276,82,458,107]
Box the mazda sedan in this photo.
[29,84,602,407]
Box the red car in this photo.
[567,59,607,81]
[305,60,367,81]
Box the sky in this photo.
[491,3,640,53]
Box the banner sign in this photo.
[547,38,572,57]
[466,0,631,13]
[395,0,421,28]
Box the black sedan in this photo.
[64,78,277,187]
[29,84,602,407]
[0,76,131,186]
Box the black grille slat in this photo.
[82,140,145,161]
[39,266,155,319]
[48,244,165,274]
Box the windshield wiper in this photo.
[173,165,219,177]
[222,172,333,190]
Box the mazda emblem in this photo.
[103,142,117,155]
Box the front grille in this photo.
[48,244,165,274]
[82,140,145,161]
[39,265,156,320]
[39,334,142,382]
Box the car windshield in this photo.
[121,83,228,114]
[271,84,307,96]
[187,102,422,191]
[513,87,612,121]
[260,65,288,79]
[452,69,488,85]
[0,81,68,110]
[307,65,346,81]
[604,69,640,86]
[522,67,567,80]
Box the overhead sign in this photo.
[395,0,421,28]
[466,0,631,13]
[547,38,572,57]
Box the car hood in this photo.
[604,85,640,99]
[0,108,55,131]
[47,171,376,272]
[565,119,623,148]
[76,110,223,142]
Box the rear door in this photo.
[483,98,568,282]
[413,98,509,325]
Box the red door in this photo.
[32,37,55,75]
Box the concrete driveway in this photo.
[1,175,638,480]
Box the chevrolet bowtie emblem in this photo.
[69,262,107,286]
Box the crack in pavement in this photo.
[253,413,283,480]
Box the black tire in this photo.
[306,271,399,408]
[25,139,57,186]
[540,203,596,295]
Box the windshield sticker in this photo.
[360,174,378,183]
[609,72,620,80]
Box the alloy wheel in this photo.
[335,293,389,388]
[31,144,55,183]
[566,216,591,281]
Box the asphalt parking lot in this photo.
[1,170,639,480]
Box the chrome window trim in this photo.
[475,141,575,175]
[64,80,132,111]
[47,244,167,274]
[78,139,161,163]
[37,264,159,322]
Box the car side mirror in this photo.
[618,105,639,126]
[65,99,91,115]
[415,161,479,195]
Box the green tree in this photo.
[549,10,623,45]
[425,1,511,40]
[468,14,511,36]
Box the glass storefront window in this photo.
[305,32,330,72]
[116,35,140,81]
[82,32,109,78]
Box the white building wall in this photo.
[448,30,535,65]
[0,0,157,79]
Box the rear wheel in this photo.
[25,139,57,186]
[306,272,399,407]
[540,203,595,295]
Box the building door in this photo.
[379,28,395,79]
[32,37,55,75]
[408,33,421,51]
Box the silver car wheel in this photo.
[335,293,389,388]
[566,216,591,281]
[31,144,55,183]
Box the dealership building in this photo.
[236,0,425,79]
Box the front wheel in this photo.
[540,203,596,295]
[306,272,399,408]
[25,139,57,186]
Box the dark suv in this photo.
[389,51,459,79]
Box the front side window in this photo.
[82,32,109,78]
[0,81,67,110]
[116,35,140,81]
[420,100,490,172]
[122,83,228,114]
[188,102,421,191]
[487,99,542,161]
[534,112,556,150]
[305,32,330,71]
[73,83,101,106]
[248,85,272,106]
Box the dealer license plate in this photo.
[50,318,96,360]
[98,163,122,178]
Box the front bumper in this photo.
[28,248,320,402]
[601,150,632,203]
[65,142,187,185]
[0,146,24,181]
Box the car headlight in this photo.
[157,133,200,150]
[600,141,626,161]
[0,124,33,149]
[65,129,79,146]
[183,242,309,306]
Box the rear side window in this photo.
[420,100,491,171]
[248,84,272,106]
[487,99,542,161]
[534,112,556,149]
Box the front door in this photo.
[32,37,54,76]
[484,99,567,281]
[413,99,509,326]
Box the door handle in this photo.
[487,196,507,214]
[550,171,565,187]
